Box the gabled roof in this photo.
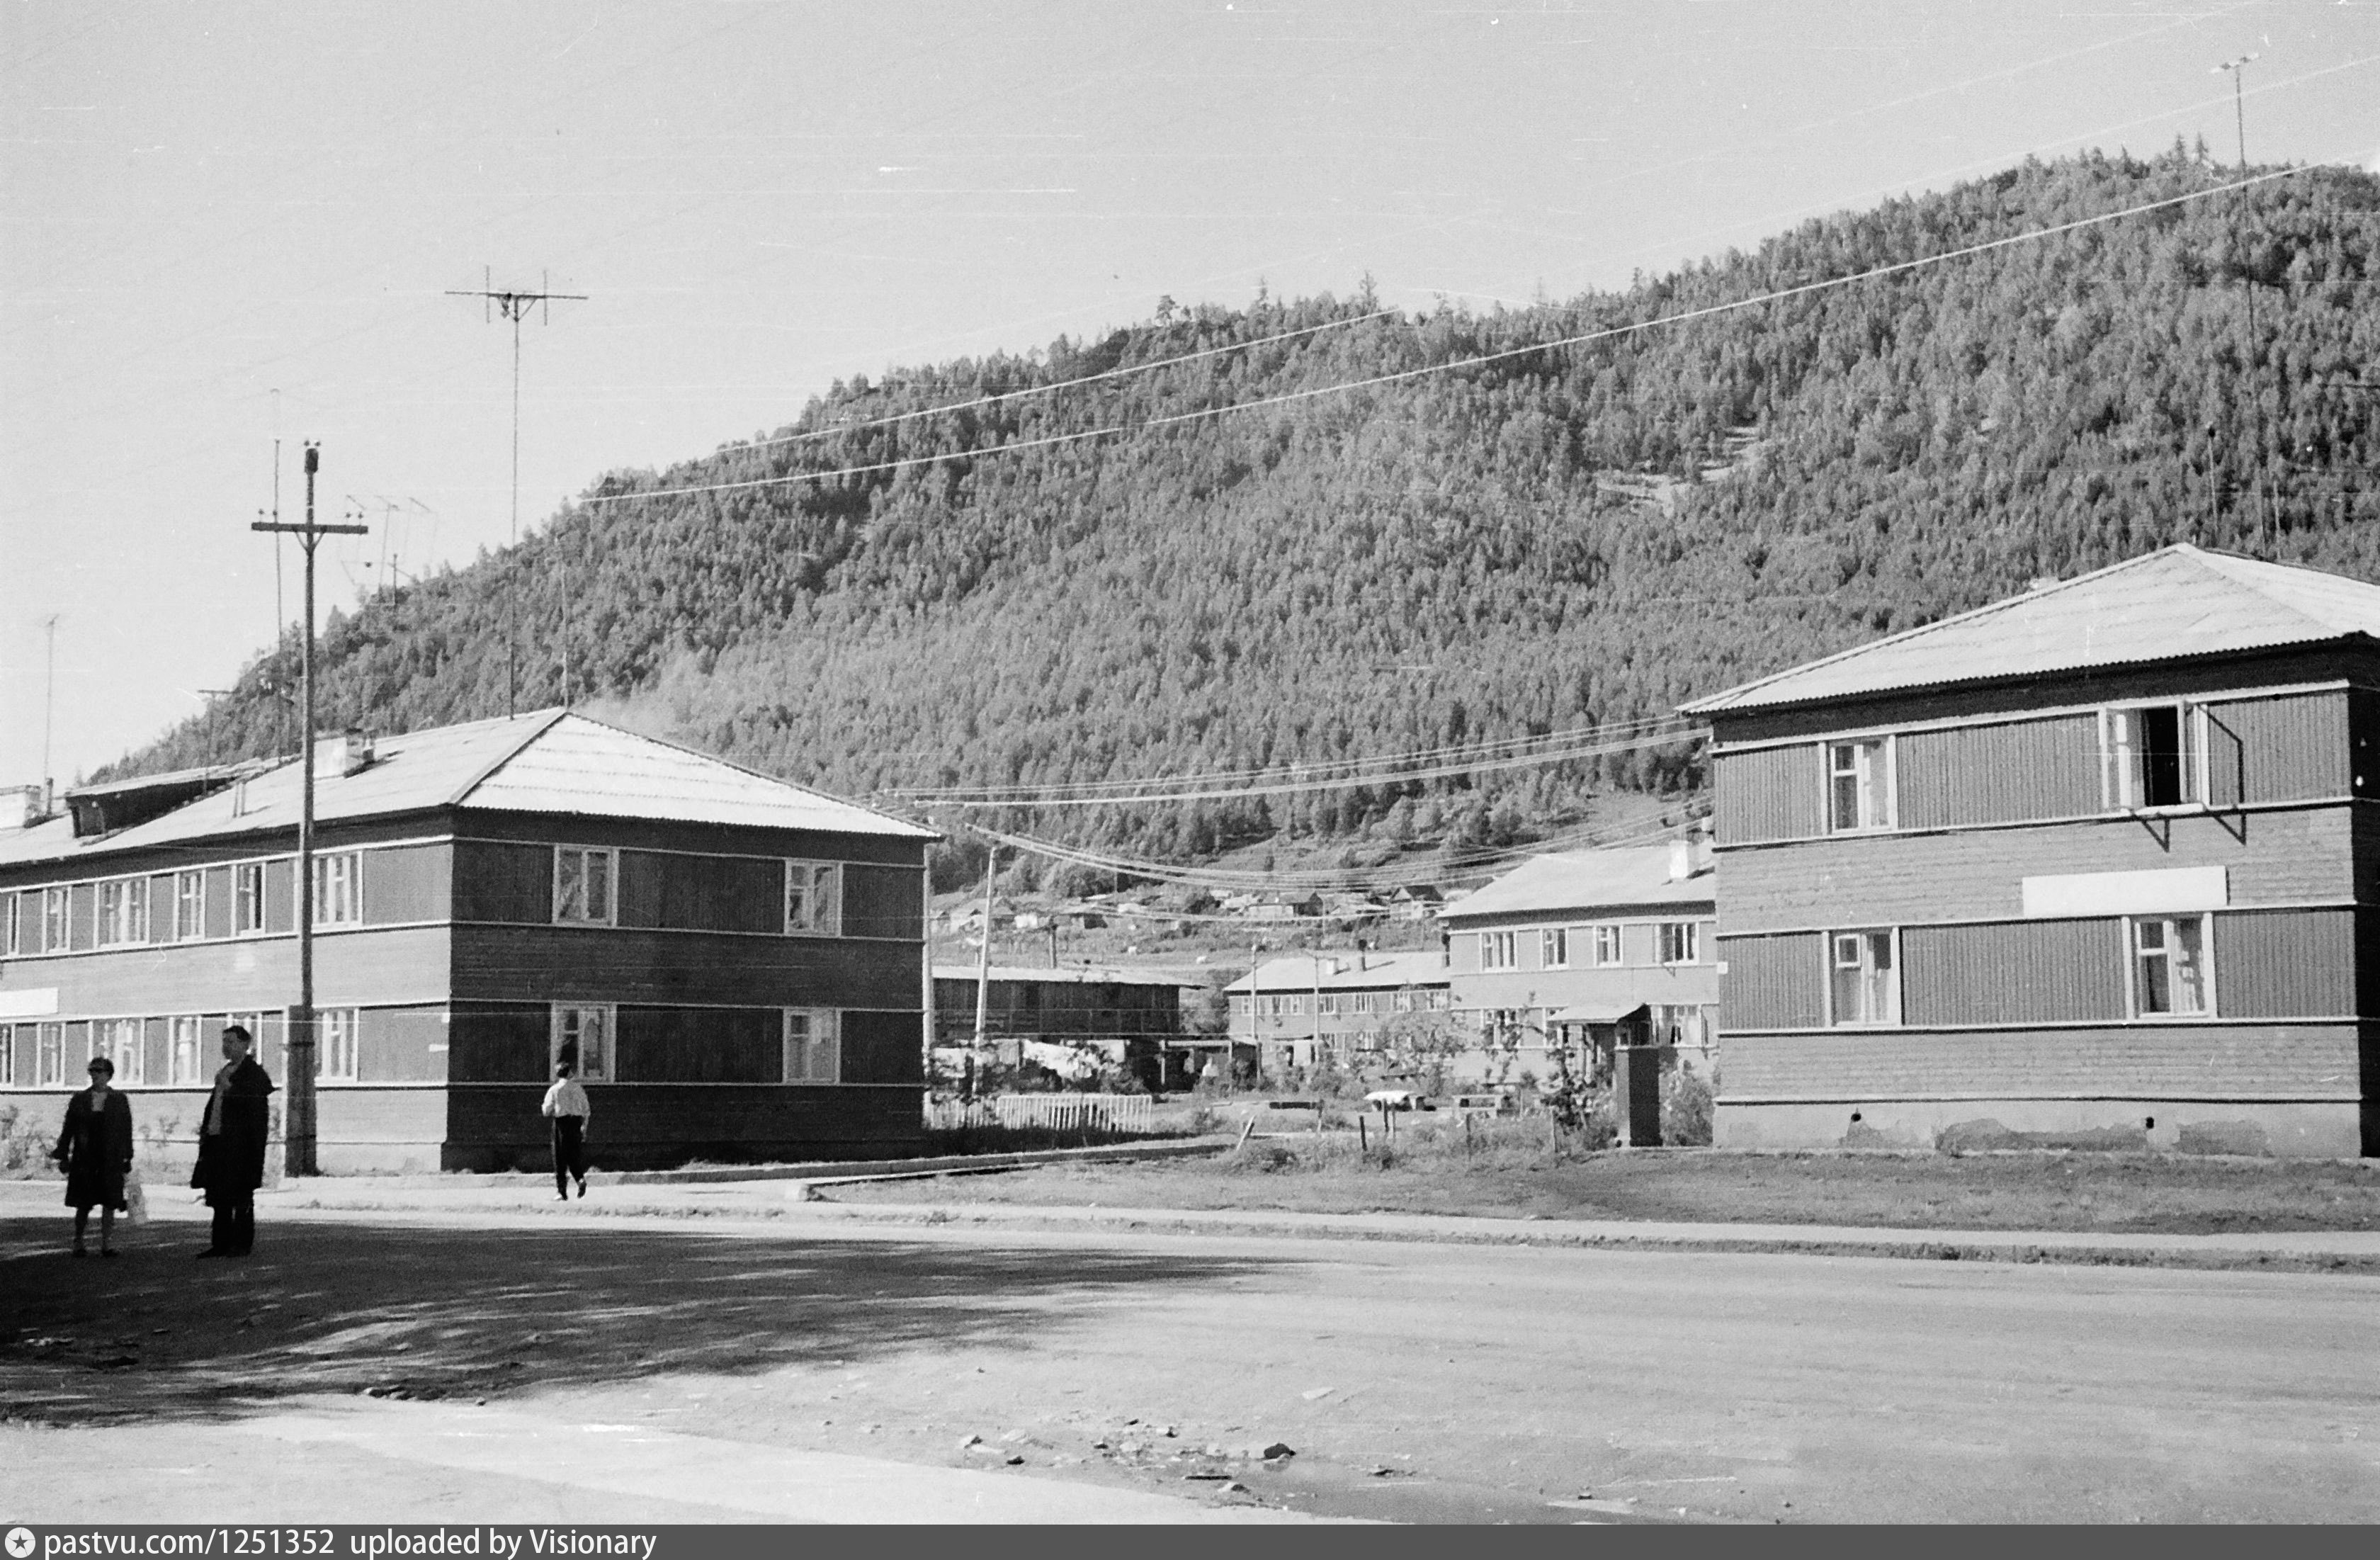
[1226,951,1451,995]
[0,710,933,869]
[1682,546,2380,717]
[1439,844,1712,922]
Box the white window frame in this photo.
[312,852,363,927]
[102,1016,144,1085]
[36,1022,67,1086]
[174,869,206,941]
[1480,930,1518,971]
[785,859,843,935]
[169,1014,207,1086]
[1591,923,1622,967]
[1827,929,1901,1027]
[1825,736,1896,834]
[552,846,616,927]
[782,1008,841,1083]
[2128,913,2215,1019]
[1393,989,1415,1014]
[3,893,19,956]
[317,1007,361,1082]
[98,878,147,947]
[2100,702,2206,813]
[234,862,266,934]
[550,1002,616,1083]
[1657,921,1701,966]
[1541,927,1570,969]
[43,886,70,951]
[1315,993,1339,1017]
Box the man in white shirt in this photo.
[540,1061,592,1201]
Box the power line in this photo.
[579,165,2311,509]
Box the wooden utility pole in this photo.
[972,844,997,1052]
[251,443,367,1177]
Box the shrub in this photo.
[1663,1065,1716,1147]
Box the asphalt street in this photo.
[4,1186,2376,1523]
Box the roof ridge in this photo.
[2177,545,2380,632]
[1680,545,2199,714]
[557,708,936,830]
[445,708,571,806]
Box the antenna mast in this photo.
[446,269,586,719]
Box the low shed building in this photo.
[1684,545,2380,1158]
[0,711,936,1171]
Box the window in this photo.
[1592,924,1622,967]
[36,1022,67,1086]
[174,870,206,941]
[1229,994,1251,1017]
[0,1024,12,1080]
[317,1007,360,1081]
[2102,704,2200,810]
[1658,922,1700,966]
[98,878,147,946]
[313,853,362,926]
[1393,989,1415,1014]
[169,1015,206,1085]
[1352,992,1381,1016]
[1541,927,1570,968]
[102,1017,143,1085]
[1480,931,1518,971]
[1829,931,1899,1025]
[1315,993,1339,1017]
[43,886,69,951]
[3,894,18,956]
[550,1004,615,1083]
[234,862,265,934]
[1828,737,1894,832]
[2132,915,2211,1017]
[1427,989,1451,1011]
[1655,1004,1710,1049]
[783,1009,841,1083]
[785,860,842,934]
[554,847,615,925]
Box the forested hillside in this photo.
[117,147,2380,871]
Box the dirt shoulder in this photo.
[819,1138,2380,1236]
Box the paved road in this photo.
[4,1191,2376,1523]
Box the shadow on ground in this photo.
[0,1216,1271,1428]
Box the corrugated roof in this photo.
[0,710,931,869]
[1226,951,1451,995]
[1682,545,2380,716]
[1438,844,1713,922]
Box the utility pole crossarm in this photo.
[251,521,369,536]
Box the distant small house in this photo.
[1247,891,1323,922]
[1387,885,1443,922]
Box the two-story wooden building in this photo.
[1684,545,2380,1158]
[930,963,1186,1087]
[1225,951,1452,1075]
[1440,842,1719,1085]
[0,711,936,1172]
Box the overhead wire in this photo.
[579,164,2313,509]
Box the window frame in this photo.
[1657,921,1701,966]
[2100,701,2206,813]
[3,893,19,956]
[1540,927,1570,969]
[784,859,844,936]
[552,847,616,927]
[101,1016,144,1085]
[782,1008,841,1083]
[1480,930,1518,971]
[97,877,147,948]
[312,852,363,927]
[1825,735,1896,834]
[35,1022,67,1087]
[550,1002,617,1083]
[2128,913,2215,1019]
[173,869,206,942]
[1588,923,1622,968]
[1826,928,1901,1027]
[233,862,266,935]
[317,1007,361,1082]
[42,886,70,951]
[169,1014,207,1086]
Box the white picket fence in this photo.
[926,1094,1155,1134]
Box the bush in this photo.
[1662,1065,1716,1147]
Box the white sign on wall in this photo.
[2019,866,2228,920]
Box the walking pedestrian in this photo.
[191,1023,274,1259]
[542,1060,591,1201]
[52,1055,135,1258]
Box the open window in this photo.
[551,1003,615,1082]
[1827,737,1895,832]
[2130,915,2211,1017]
[2102,704,2202,810]
[783,1009,840,1083]
[554,847,616,926]
[1829,929,1899,1026]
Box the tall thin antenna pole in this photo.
[40,614,58,812]
[973,844,997,1053]
[447,270,586,720]
[253,444,367,1179]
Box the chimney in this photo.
[1,787,30,832]
[316,727,375,780]
[1667,838,1693,882]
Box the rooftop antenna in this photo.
[40,614,58,813]
[446,268,586,719]
[2211,52,2257,170]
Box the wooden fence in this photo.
[926,1095,1155,1134]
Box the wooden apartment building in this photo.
[0,711,936,1171]
[1684,545,2380,1158]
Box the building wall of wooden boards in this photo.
[0,925,452,1021]
[4,840,450,952]
[1446,914,1716,973]
[455,809,929,869]
[1717,1096,2362,1158]
[449,925,919,1008]
[443,1083,925,1171]
[927,977,1182,1041]
[1716,805,2352,934]
[1452,963,1720,1019]
[1719,1022,2361,1101]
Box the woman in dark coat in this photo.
[191,1022,274,1258]
[52,1055,135,1257]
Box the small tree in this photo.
[1378,1007,1469,1095]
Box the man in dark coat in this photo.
[191,1023,274,1259]
[53,1055,135,1257]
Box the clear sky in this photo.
[4,0,2376,788]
